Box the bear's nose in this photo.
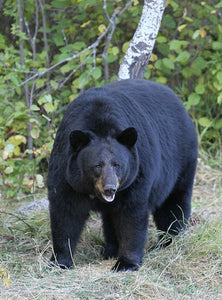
[104,185,117,196]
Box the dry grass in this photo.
[0,157,222,300]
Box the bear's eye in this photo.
[94,164,102,170]
[112,162,120,168]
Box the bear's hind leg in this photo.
[153,163,196,247]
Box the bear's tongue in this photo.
[102,193,115,202]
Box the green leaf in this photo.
[30,118,40,125]
[98,24,106,35]
[51,0,69,8]
[111,47,119,56]
[181,67,193,79]
[107,54,118,63]
[122,42,130,53]
[162,15,176,29]
[9,73,19,86]
[154,60,162,70]
[175,51,190,64]
[38,94,52,105]
[198,117,212,128]
[162,58,174,70]
[44,102,55,113]
[57,53,71,61]
[212,42,222,50]
[4,166,14,174]
[217,92,222,104]
[216,71,222,83]
[169,40,189,53]
[170,0,179,11]
[6,112,29,126]
[157,44,170,56]
[215,1,222,8]
[188,93,200,106]
[195,84,205,95]
[213,81,222,91]
[192,57,207,71]
[215,119,222,129]
[30,105,40,111]
[36,79,46,89]
[192,30,200,39]
[50,80,59,90]
[156,77,167,84]
[177,24,187,32]
[91,67,102,80]
[8,135,26,146]
[31,128,39,139]
[0,33,5,49]
[52,35,64,47]
[156,36,167,43]
[73,42,86,51]
[60,63,72,74]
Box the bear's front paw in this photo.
[111,258,140,272]
[49,255,73,269]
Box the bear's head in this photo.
[66,127,139,203]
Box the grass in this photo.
[0,157,222,300]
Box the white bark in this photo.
[118,0,166,80]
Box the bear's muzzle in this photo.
[95,175,119,203]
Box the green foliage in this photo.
[145,0,222,154]
[0,0,140,198]
[0,0,221,198]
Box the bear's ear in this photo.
[69,130,91,152]
[117,127,137,148]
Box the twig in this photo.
[0,210,35,232]
[103,0,110,21]
[24,0,39,60]
[38,0,50,91]
[59,52,94,89]
[17,0,33,159]
[102,18,117,83]
[103,0,133,83]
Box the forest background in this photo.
[0,0,222,198]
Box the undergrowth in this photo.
[0,158,222,300]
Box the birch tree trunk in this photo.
[118,0,166,80]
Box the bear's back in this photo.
[54,79,197,167]
[63,80,195,147]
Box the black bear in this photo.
[47,79,198,271]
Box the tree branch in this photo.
[103,0,133,83]
[1,2,132,96]
[17,0,33,158]
[38,0,50,91]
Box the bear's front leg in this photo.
[111,209,149,272]
[49,191,90,269]
[101,211,119,259]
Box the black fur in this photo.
[47,79,198,271]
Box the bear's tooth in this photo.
[102,193,115,202]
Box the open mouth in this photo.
[95,181,118,203]
[101,192,116,202]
